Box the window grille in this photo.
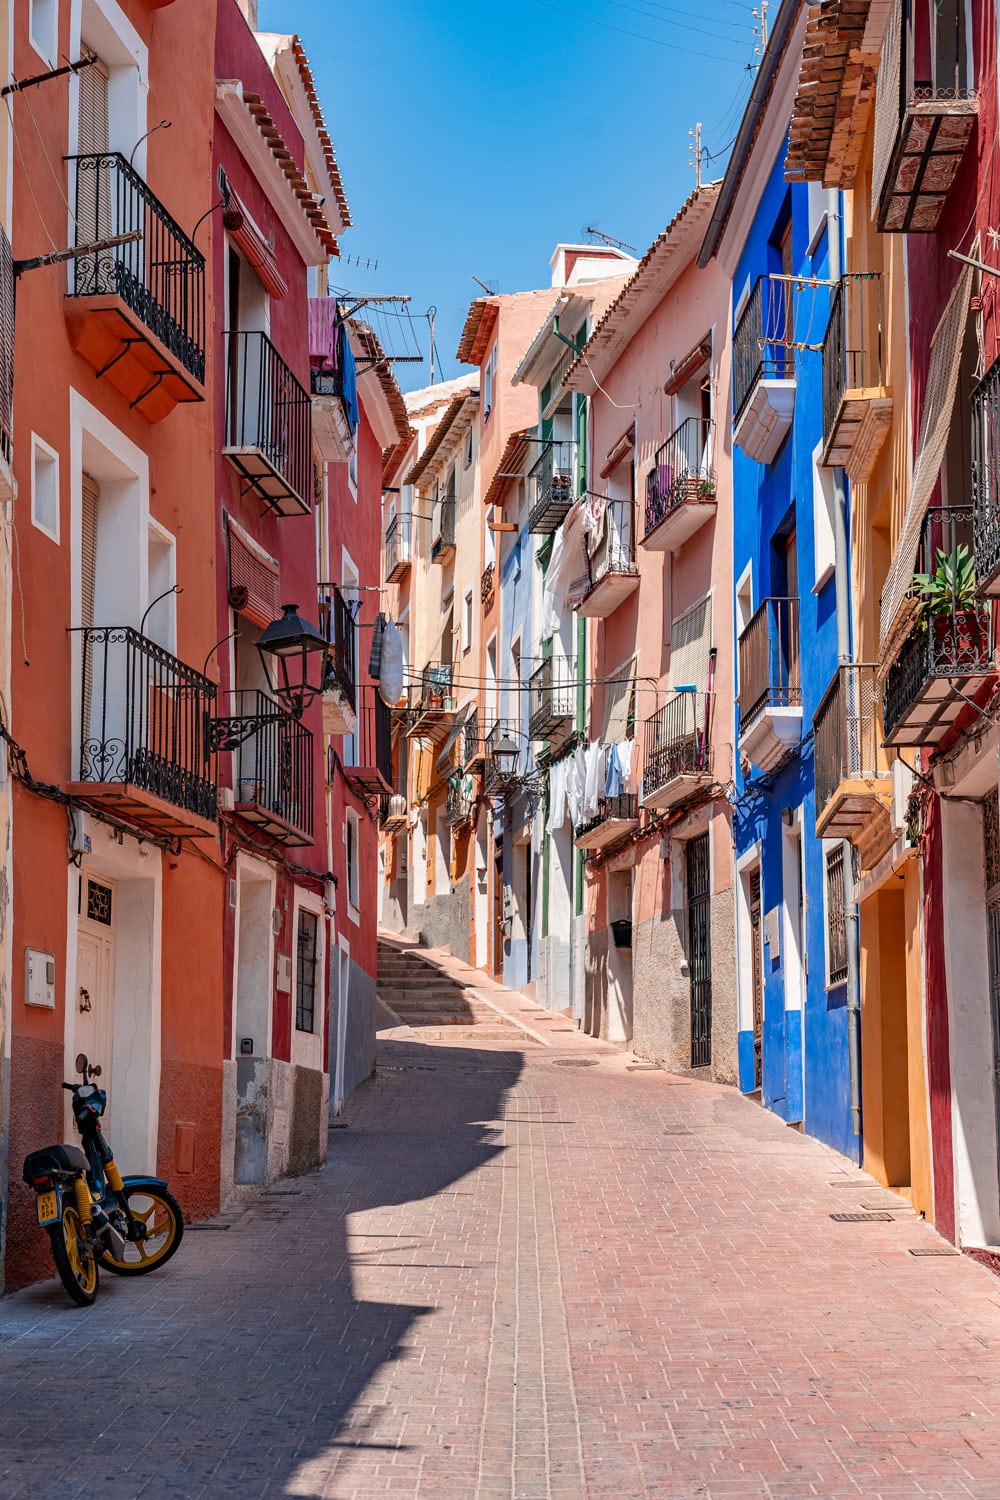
[983,788,1000,892]
[826,845,848,986]
[86,879,112,927]
[295,910,319,1034]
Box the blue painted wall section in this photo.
[499,523,538,991]
[730,155,858,1162]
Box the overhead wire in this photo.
[601,0,752,45]
[532,0,755,63]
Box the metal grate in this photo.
[295,910,319,1034]
[826,844,849,987]
[830,1211,894,1221]
[984,788,1000,890]
[86,879,112,927]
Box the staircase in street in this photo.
[376,937,538,1045]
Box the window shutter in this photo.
[670,596,713,692]
[0,227,12,466]
[878,263,973,667]
[80,473,99,630]
[78,58,109,156]
[602,657,636,744]
[226,516,280,627]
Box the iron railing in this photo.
[310,367,342,398]
[481,562,495,605]
[384,514,412,581]
[645,418,714,536]
[431,497,456,561]
[77,626,217,820]
[822,274,885,448]
[319,587,356,710]
[418,663,453,714]
[462,706,481,767]
[738,597,801,731]
[528,657,575,740]
[733,275,796,427]
[528,440,576,533]
[67,152,205,383]
[445,779,475,826]
[228,688,313,841]
[575,793,637,842]
[813,664,882,814]
[973,354,1000,589]
[225,330,312,510]
[578,496,638,597]
[641,692,712,800]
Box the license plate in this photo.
[35,1190,59,1226]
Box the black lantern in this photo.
[492,732,519,781]
[256,603,329,719]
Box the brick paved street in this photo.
[6,949,1000,1498]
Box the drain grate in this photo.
[830,1211,894,1222]
[553,1058,599,1067]
[909,1246,960,1256]
[187,1222,233,1231]
[663,1127,693,1135]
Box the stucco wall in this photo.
[342,960,376,1106]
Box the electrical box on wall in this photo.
[276,954,292,993]
[763,907,781,960]
[25,948,56,1008]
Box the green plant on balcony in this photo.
[911,544,977,617]
[697,478,716,499]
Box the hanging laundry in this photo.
[379,619,404,706]
[547,759,568,833]
[368,613,386,679]
[566,747,586,827]
[604,741,623,798]
[582,741,604,821]
[541,500,588,639]
[309,297,339,372]
[581,490,608,555]
[339,323,359,432]
[618,737,635,790]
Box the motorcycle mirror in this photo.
[89,1065,102,1078]
[75,1052,88,1076]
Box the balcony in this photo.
[407,664,457,740]
[882,507,993,746]
[813,664,893,868]
[319,587,357,737]
[311,366,354,465]
[481,562,496,609]
[642,418,716,553]
[223,331,312,517]
[71,626,217,840]
[738,598,801,772]
[528,440,576,533]
[431,498,456,564]
[384,515,413,583]
[972,354,1000,593]
[227,689,313,846]
[640,692,713,812]
[462,706,483,769]
[528,657,575,743]
[574,793,639,852]
[380,780,408,833]
[732,276,796,464]
[822,275,892,482]
[445,779,475,827]
[573,497,640,618]
[873,0,977,234]
[64,152,205,421]
[343,691,394,798]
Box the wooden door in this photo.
[749,869,764,1090]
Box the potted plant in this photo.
[911,543,988,668]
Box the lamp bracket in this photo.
[207,711,291,754]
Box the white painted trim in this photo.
[781,811,805,1013]
[29,433,60,543]
[230,853,276,1062]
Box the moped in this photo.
[23,1052,184,1306]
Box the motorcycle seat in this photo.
[23,1144,89,1184]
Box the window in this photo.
[464,426,474,468]
[346,809,360,912]
[31,435,60,542]
[295,910,319,1033]
[30,0,58,65]
[483,341,497,422]
[825,844,848,987]
[462,590,473,654]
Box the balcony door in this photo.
[76,56,112,296]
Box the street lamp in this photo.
[492,732,519,782]
[207,603,329,752]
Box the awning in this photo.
[225,187,288,300]
[602,657,636,744]
[665,338,712,396]
[483,429,536,509]
[227,515,280,628]
[600,426,635,480]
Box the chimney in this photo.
[237,0,259,29]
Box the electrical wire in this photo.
[601,0,752,45]
[532,0,755,63]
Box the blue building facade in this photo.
[700,3,859,1162]
[496,514,538,992]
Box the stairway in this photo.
[377,938,532,1044]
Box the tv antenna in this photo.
[752,1,769,67]
[583,226,639,255]
[689,123,706,189]
[340,252,380,271]
[471,275,499,295]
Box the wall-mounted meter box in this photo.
[276,953,292,993]
[25,948,56,1008]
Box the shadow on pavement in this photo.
[0,1033,523,1500]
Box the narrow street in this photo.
[4,943,1000,1500]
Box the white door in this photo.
[73,876,115,1106]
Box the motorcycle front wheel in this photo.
[49,1201,100,1307]
[101,1186,184,1275]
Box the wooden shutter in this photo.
[80,474,99,629]
[76,59,111,296]
[670,596,713,692]
[226,516,280,627]
[78,58,109,155]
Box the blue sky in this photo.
[259,0,757,391]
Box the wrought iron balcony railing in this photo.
[644,418,715,537]
[733,275,795,428]
[574,496,639,617]
[67,152,205,383]
[462,706,481,768]
[973,354,1000,593]
[431,498,456,562]
[574,793,638,845]
[384,514,413,582]
[528,657,575,741]
[738,597,800,732]
[528,440,576,533]
[445,779,475,827]
[641,692,712,803]
[224,330,312,516]
[481,561,495,605]
[813,664,883,814]
[872,0,977,234]
[228,688,314,843]
[883,506,993,744]
[77,626,217,821]
[821,274,890,477]
[419,662,454,713]
[319,586,356,711]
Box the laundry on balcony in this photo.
[540,499,588,638]
[309,295,339,371]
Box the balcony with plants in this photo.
[572,496,640,619]
[407,663,457,740]
[223,331,312,516]
[642,418,716,553]
[737,597,801,772]
[732,275,796,464]
[872,0,977,234]
[882,507,993,745]
[640,690,713,812]
[822,274,892,482]
[64,152,206,420]
[527,440,576,534]
[813,663,893,868]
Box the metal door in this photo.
[749,869,764,1089]
[687,834,712,1067]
